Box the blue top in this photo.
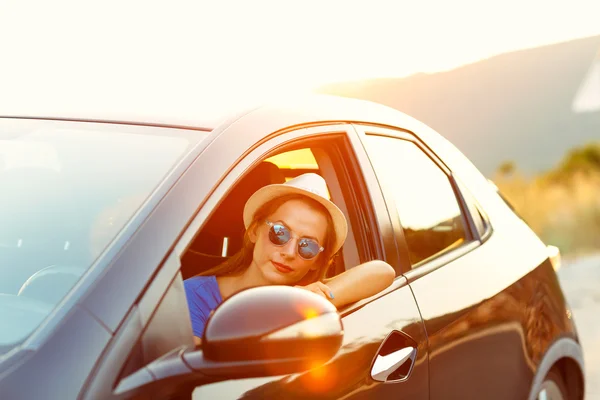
[184,275,223,337]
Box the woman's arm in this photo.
[325,260,395,308]
[299,260,395,308]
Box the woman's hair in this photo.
[198,194,338,284]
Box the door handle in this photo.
[370,331,418,383]
[371,346,416,382]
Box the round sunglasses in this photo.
[265,220,324,260]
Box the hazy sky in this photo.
[2,0,600,117]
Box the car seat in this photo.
[181,161,285,279]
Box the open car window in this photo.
[181,145,350,280]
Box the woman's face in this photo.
[249,198,328,286]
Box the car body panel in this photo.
[411,254,576,399]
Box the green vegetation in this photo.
[494,142,600,256]
[497,161,517,177]
[551,143,600,179]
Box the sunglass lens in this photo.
[269,223,291,245]
[298,238,321,260]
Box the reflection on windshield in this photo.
[0,120,204,352]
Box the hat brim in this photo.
[243,184,348,254]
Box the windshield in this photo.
[0,119,207,353]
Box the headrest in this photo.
[190,162,285,258]
[207,162,285,237]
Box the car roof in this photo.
[207,94,442,148]
[0,94,426,135]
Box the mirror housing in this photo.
[115,286,343,399]
[202,285,342,365]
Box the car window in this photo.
[365,135,468,267]
[266,148,332,198]
[0,119,205,352]
[266,148,318,176]
[181,145,352,279]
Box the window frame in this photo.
[354,124,483,278]
[175,124,387,280]
[455,176,494,243]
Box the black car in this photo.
[0,95,585,399]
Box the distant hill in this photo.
[318,35,600,176]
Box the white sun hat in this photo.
[243,173,348,254]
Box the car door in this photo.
[180,122,430,399]
[358,124,547,399]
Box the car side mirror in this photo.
[114,286,343,399]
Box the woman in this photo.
[184,173,395,346]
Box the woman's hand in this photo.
[295,281,335,301]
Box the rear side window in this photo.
[365,135,468,267]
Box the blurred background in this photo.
[1,0,599,396]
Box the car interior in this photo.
[180,146,358,281]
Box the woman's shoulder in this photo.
[184,275,218,291]
[184,275,223,305]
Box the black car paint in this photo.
[0,101,584,400]
[191,276,429,400]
